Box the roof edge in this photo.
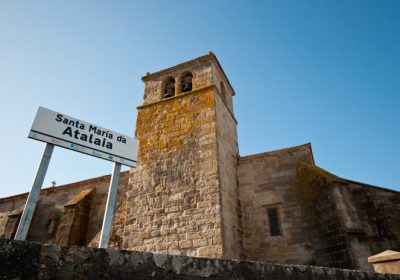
[0,171,130,202]
[239,143,314,162]
[344,178,399,194]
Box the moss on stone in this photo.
[293,162,346,204]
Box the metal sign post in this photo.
[14,143,54,240]
[98,162,121,248]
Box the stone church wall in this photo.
[213,68,241,260]
[286,162,400,270]
[237,142,400,270]
[0,172,129,246]
[292,169,356,269]
[122,55,241,259]
[238,144,316,264]
[342,181,400,270]
[123,84,223,257]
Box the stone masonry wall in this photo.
[290,163,400,271]
[142,60,213,104]
[292,166,355,269]
[211,63,234,112]
[328,183,372,270]
[55,188,94,246]
[0,172,129,246]
[122,55,240,258]
[238,144,315,264]
[123,85,224,258]
[0,196,26,239]
[1,238,399,280]
[343,182,400,270]
[214,82,241,259]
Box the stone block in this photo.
[368,250,400,275]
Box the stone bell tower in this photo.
[123,52,241,259]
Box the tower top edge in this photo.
[141,52,235,96]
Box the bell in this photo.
[182,83,191,91]
[164,88,174,97]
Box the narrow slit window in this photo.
[375,221,386,237]
[268,207,282,236]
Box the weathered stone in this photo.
[0,172,129,248]
[122,53,239,259]
[2,239,400,279]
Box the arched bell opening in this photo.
[163,77,176,98]
[180,72,193,93]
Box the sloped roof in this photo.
[299,161,399,193]
[296,161,348,185]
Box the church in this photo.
[0,53,399,271]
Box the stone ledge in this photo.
[369,251,400,264]
[137,84,216,110]
[1,238,400,279]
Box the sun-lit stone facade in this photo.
[122,53,240,259]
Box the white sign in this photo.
[29,107,138,167]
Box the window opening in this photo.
[163,78,175,98]
[181,73,193,93]
[268,207,282,236]
[375,221,387,237]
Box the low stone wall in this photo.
[0,238,399,279]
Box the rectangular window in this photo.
[375,221,386,237]
[268,207,282,236]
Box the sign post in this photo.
[17,107,137,247]
[99,162,121,248]
[14,143,54,240]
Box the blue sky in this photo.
[0,0,399,198]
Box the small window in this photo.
[375,221,386,237]
[181,73,193,93]
[47,216,59,237]
[268,207,282,236]
[163,77,175,98]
